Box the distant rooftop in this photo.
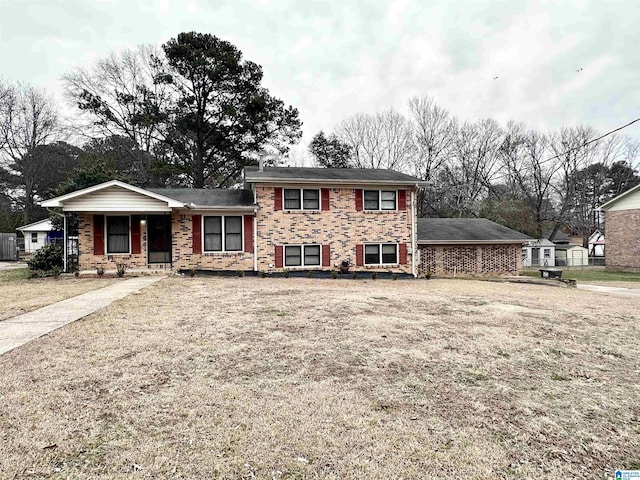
[417,218,532,244]
[244,166,425,185]
[148,188,254,208]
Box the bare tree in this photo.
[0,83,62,221]
[62,45,170,154]
[335,109,413,171]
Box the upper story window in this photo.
[364,190,397,211]
[106,216,130,254]
[204,215,242,252]
[284,188,320,210]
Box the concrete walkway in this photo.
[0,261,28,271]
[577,284,640,297]
[0,276,164,355]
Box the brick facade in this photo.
[417,244,523,276]
[254,186,414,274]
[77,211,255,272]
[170,211,254,271]
[605,209,640,272]
[78,213,149,271]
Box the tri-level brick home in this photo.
[41,166,424,275]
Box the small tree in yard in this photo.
[27,243,63,277]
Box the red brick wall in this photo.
[417,244,523,276]
[605,209,640,271]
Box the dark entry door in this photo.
[147,214,172,263]
[531,247,539,266]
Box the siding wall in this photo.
[64,186,171,212]
[605,208,640,271]
[417,244,523,276]
[255,186,414,273]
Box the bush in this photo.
[331,270,338,279]
[116,262,128,278]
[27,244,63,275]
[371,272,378,280]
[283,269,290,278]
[236,270,245,277]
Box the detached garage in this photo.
[417,218,532,276]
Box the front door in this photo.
[531,247,539,266]
[147,214,172,264]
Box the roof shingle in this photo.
[148,188,254,208]
[417,218,532,243]
[244,166,424,184]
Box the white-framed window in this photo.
[543,248,551,259]
[203,215,243,252]
[364,243,398,265]
[283,188,320,210]
[521,248,527,260]
[284,244,321,267]
[363,190,397,211]
[31,232,38,243]
[106,215,130,254]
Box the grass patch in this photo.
[0,267,29,282]
[522,267,640,283]
[1,277,639,478]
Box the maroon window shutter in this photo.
[399,243,408,264]
[131,215,141,254]
[322,244,331,266]
[192,214,202,254]
[275,245,283,268]
[274,188,283,211]
[244,215,254,252]
[356,244,364,266]
[355,189,363,211]
[321,188,330,211]
[93,214,104,256]
[398,190,407,210]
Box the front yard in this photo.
[0,277,638,478]
[0,268,118,321]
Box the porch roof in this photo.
[148,188,254,209]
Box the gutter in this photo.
[244,177,429,187]
[417,239,532,245]
[411,188,416,277]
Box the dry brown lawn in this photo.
[0,277,639,479]
[0,271,118,321]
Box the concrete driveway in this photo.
[577,284,640,297]
[0,262,27,271]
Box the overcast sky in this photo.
[1,0,639,165]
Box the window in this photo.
[543,248,551,259]
[106,216,129,254]
[284,188,320,210]
[363,190,397,211]
[285,244,321,267]
[31,232,38,243]
[203,215,243,252]
[364,243,398,265]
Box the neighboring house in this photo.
[599,184,640,272]
[41,167,424,275]
[416,218,531,276]
[522,239,556,267]
[588,230,605,257]
[16,219,62,253]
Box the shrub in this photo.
[236,270,245,277]
[306,270,314,278]
[425,271,432,280]
[371,272,378,280]
[97,266,105,276]
[116,262,128,278]
[391,273,398,281]
[27,243,63,274]
[260,271,267,278]
[283,269,290,278]
[351,272,358,279]
[331,270,338,279]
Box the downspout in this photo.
[411,188,417,277]
[253,187,258,273]
[46,207,67,273]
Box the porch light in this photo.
[140,219,146,225]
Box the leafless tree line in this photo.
[329,95,640,238]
